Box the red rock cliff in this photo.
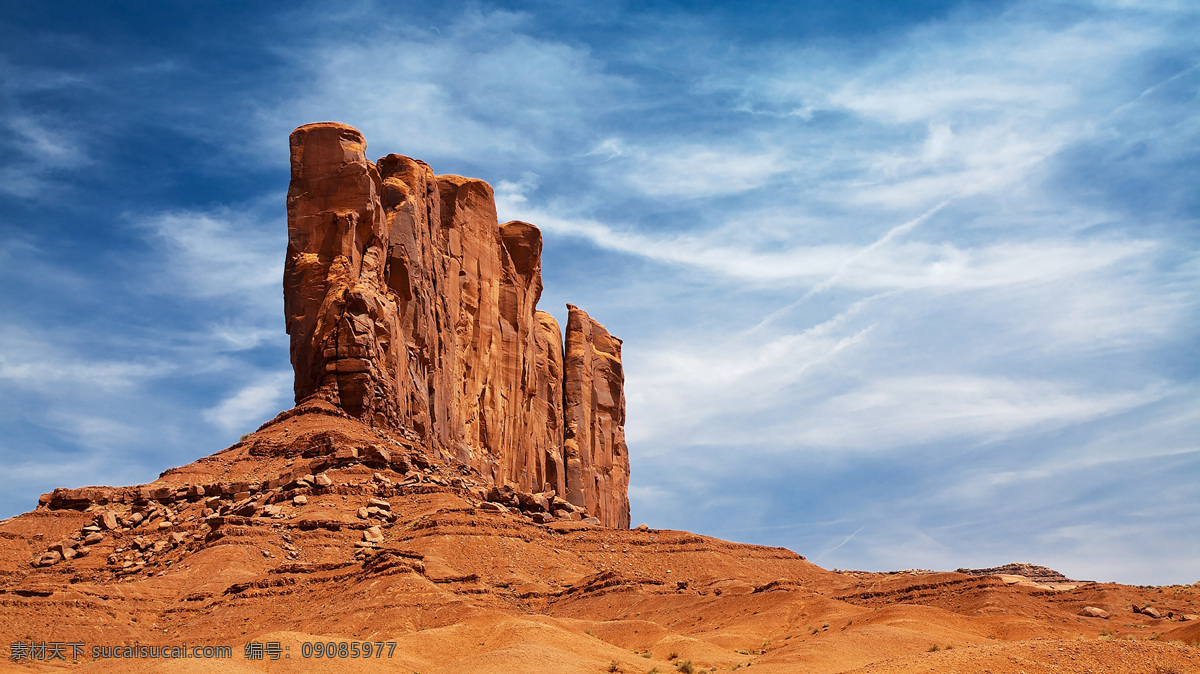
[284,122,629,528]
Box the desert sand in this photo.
[2,406,1197,672]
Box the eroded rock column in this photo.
[563,304,631,529]
[284,122,402,427]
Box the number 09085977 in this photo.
[300,641,396,658]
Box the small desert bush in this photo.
[667,651,678,660]
[927,644,940,652]
[607,661,622,673]
[674,661,694,674]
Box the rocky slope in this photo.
[3,407,1197,672]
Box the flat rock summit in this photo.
[0,123,1196,673]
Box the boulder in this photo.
[313,473,333,487]
[516,492,548,513]
[83,532,104,546]
[1078,607,1109,619]
[293,495,308,505]
[363,526,385,544]
[99,512,119,530]
[363,447,391,467]
[487,485,518,507]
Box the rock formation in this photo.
[563,304,630,529]
[284,122,630,528]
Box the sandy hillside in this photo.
[1,406,1197,673]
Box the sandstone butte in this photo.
[0,125,1194,673]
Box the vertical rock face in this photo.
[284,122,630,528]
[284,123,402,428]
[563,305,631,529]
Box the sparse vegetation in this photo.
[585,629,596,637]
[668,651,679,660]
[674,660,694,674]
[608,661,622,673]
[927,644,940,652]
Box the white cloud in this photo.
[0,114,91,198]
[790,375,1166,448]
[263,7,627,165]
[0,326,175,393]
[591,141,792,198]
[136,207,283,308]
[501,184,1158,295]
[202,371,292,433]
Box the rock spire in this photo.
[284,122,630,528]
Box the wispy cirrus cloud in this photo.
[135,207,284,305]
[203,370,292,433]
[259,6,628,166]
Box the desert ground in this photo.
[2,404,1197,673]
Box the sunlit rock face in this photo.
[284,122,630,528]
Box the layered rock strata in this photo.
[284,122,629,528]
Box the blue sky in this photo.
[1,0,1196,584]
